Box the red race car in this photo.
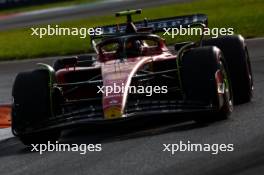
[11,9,253,145]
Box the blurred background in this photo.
[0,0,262,61]
[0,0,71,8]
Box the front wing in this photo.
[13,100,218,135]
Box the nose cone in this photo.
[101,60,137,120]
[101,69,129,120]
[104,106,123,119]
[101,56,153,120]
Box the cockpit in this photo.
[96,34,166,62]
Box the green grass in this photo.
[0,0,263,61]
[0,0,98,15]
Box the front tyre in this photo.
[203,35,253,104]
[12,69,61,146]
[181,46,233,122]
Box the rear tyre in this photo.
[181,46,233,122]
[12,69,61,146]
[203,35,253,104]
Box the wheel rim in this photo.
[220,60,233,112]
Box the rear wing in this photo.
[94,14,208,36]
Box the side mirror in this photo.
[0,104,11,128]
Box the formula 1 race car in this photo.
[11,9,253,145]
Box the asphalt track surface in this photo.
[0,0,194,30]
[0,38,263,175]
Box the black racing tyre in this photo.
[181,46,233,121]
[12,69,61,145]
[203,35,253,104]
